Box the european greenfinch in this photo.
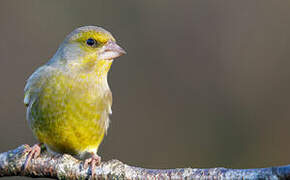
[23,26,125,174]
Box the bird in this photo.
[23,26,126,176]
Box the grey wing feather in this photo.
[24,65,53,107]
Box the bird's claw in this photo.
[84,154,101,179]
[23,143,42,170]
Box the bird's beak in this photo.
[99,41,126,60]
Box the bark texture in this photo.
[0,145,289,179]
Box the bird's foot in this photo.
[84,154,101,179]
[23,143,42,170]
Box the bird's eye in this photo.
[86,38,98,47]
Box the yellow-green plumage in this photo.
[24,26,125,159]
[28,61,112,155]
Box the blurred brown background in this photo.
[1,0,290,179]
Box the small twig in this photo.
[0,145,289,179]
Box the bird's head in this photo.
[51,26,126,72]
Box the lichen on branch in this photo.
[0,145,289,179]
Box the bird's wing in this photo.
[24,65,53,107]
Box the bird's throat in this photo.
[93,59,113,76]
[67,58,113,79]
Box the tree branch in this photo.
[0,145,289,179]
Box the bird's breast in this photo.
[29,70,111,155]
